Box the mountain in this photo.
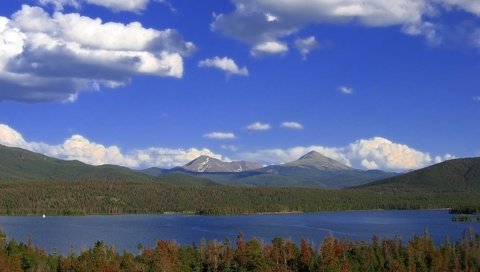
[360,157,480,191]
[281,151,351,171]
[181,155,262,173]
[0,145,217,186]
[234,151,395,188]
[145,151,396,189]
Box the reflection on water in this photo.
[0,210,477,255]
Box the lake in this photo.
[0,210,477,255]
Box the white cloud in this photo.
[473,96,480,101]
[281,121,303,130]
[245,122,271,131]
[295,36,319,59]
[251,41,288,56]
[212,0,480,52]
[402,21,440,45]
[265,13,279,22]
[239,136,453,171]
[0,124,223,169]
[240,145,350,166]
[86,0,150,12]
[198,56,248,76]
[0,124,457,171]
[346,137,434,170]
[203,132,236,140]
[0,5,194,103]
[434,153,455,163]
[338,86,353,94]
[438,0,480,16]
[0,124,27,147]
[221,145,239,151]
[38,0,81,10]
[39,0,151,12]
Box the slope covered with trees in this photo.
[361,157,480,191]
[0,180,479,215]
[1,229,479,271]
[0,145,216,186]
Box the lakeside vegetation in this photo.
[449,208,480,223]
[1,229,479,271]
[0,181,479,216]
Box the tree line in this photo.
[1,229,479,271]
[0,181,479,216]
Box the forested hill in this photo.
[0,145,215,186]
[360,157,480,191]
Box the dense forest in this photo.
[0,181,479,215]
[1,228,479,271]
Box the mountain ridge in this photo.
[181,155,262,173]
[150,151,397,188]
[0,144,216,186]
[360,157,480,191]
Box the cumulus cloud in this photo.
[338,86,353,95]
[346,137,434,170]
[39,0,151,12]
[239,136,454,171]
[0,124,222,169]
[245,122,271,131]
[211,0,480,53]
[203,132,236,140]
[0,5,194,103]
[474,96,480,101]
[295,36,319,59]
[281,121,303,130]
[251,41,288,56]
[0,124,456,171]
[198,56,248,76]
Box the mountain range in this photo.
[143,151,397,188]
[1,144,479,191]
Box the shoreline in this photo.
[0,208,452,217]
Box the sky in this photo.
[0,0,479,171]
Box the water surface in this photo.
[0,210,477,255]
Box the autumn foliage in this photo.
[0,229,479,271]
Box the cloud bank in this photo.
[239,137,454,171]
[0,124,454,171]
[0,5,194,103]
[0,124,222,169]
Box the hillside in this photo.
[0,145,217,186]
[361,157,480,191]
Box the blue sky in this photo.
[0,0,479,171]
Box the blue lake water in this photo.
[0,210,477,255]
